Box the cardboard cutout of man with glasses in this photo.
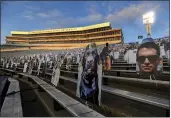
[136,41,163,78]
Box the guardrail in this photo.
[58,75,169,110]
[59,70,170,86]
[60,66,170,75]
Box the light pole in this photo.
[143,12,154,38]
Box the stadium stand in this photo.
[0,36,170,116]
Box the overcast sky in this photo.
[1,1,169,44]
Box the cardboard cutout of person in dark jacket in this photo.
[100,43,111,85]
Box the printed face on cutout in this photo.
[84,48,97,74]
[137,48,160,73]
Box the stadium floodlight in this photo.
[142,12,155,38]
[143,12,154,24]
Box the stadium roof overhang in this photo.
[11,22,111,35]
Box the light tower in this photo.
[143,12,154,38]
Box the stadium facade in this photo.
[3,22,124,52]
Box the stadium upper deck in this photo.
[4,22,123,51]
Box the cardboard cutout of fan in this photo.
[76,43,102,106]
[51,55,62,87]
[136,38,163,78]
